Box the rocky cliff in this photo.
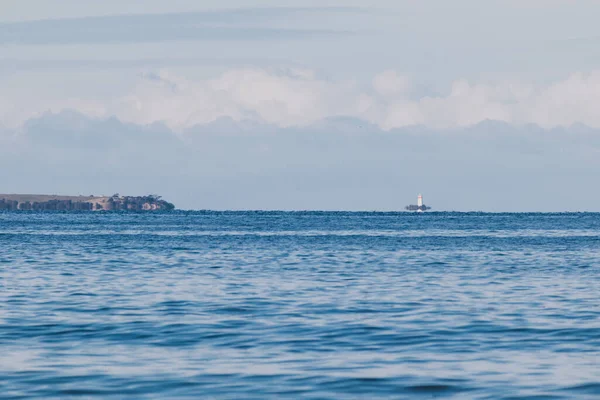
[0,194,175,211]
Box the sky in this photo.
[2,0,600,211]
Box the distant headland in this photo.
[0,194,175,211]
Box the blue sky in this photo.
[2,1,600,210]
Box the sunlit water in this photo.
[2,212,600,399]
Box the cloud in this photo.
[0,57,285,72]
[4,111,600,211]
[0,8,356,45]
[372,70,411,97]
[0,95,107,131]
[113,68,600,130]
[408,72,600,129]
[4,68,600,131]
[113,68,360,129]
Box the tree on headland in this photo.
[0,195,174,211]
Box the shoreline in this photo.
[0,194,175,211]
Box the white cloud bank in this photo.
[4,68,600,131]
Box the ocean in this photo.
[1,211,600,399]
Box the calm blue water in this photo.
[2,212,600,399]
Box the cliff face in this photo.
[100,195,175,211]
[0,194,175,211]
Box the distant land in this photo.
[0,194,175,211]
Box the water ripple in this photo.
[1,212,600,398]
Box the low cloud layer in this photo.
[4,68,600,131]
[2,111,600,211]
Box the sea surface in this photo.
[1,211,600,399]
